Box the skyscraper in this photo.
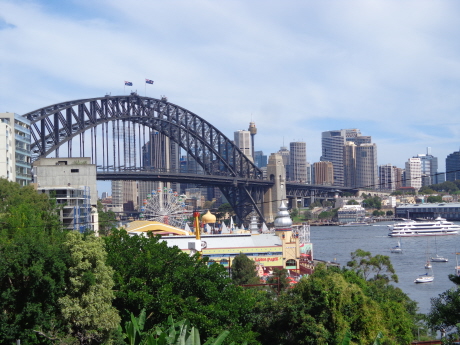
[234,130,253,161]
[414,147,438,186]
[355,143,378,189]
[314,161,334,185]
[343,141,357,188]
[321,129,361,187]
[289,142,307,183]
[405,157,422,190]
[254,150,267,168]
[446,150,460,182]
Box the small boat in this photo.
[431,254,448,262]
[390,240,402,253]
[340,221,371,227]
[431,236,448,262]
[414,272,434,283]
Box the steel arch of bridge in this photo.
[23,93,269,222]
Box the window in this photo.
[71,169,79,173]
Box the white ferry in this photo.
[388,217,460,237]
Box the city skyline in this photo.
[1,1,460,175]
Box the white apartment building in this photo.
[0,112,32,186]
[379,164,396,191]
[405,157,422,190]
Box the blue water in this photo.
[310,221,460,315]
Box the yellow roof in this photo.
[126,220,192,236]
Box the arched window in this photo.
[286,259,297,267]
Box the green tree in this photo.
[347,199,359,205]
[427,288,460,336]
[0,179,68,343]
[266,268,290,293]
[347,249,398,283]
[386,210,394,216]
[97,200,118,236]
[103,229,259,344]
[59,231,120,344]
[231,253,260,285]
[427,195,443,203]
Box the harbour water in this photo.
[310,221,460,315]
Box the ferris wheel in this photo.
[139,187,191,229]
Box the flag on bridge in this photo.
[145,79,154,84]
[125,81,133,86]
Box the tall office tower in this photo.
[254,151,267,168]
[343,141,357,188]
[355,143,378,189]
[415,147,438,186]
[139,131,181,208]
[321,129,361,187]
[277,146,291,181]
[306,162,312,184]
[394,167,404,189]
[379,164,396,191]
[289,142,307,183]
[405,157,422,190]
[234,130,252,161]
[314,161,334,185]
[446,150,460,182]
[248,121,257,159]
[0,113,32,186]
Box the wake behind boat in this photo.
[388,217,460,237]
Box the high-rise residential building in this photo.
[379,164,396,191]
[314,161,334,185]
[0,112,32,186]
[277,146,290,181]
[405,157,422,190]
[321,129,361,187]
[414,147,438,186]
[394,167,404,190]
[355,143,378,189]
[234,130,252,161]
[254,150,267,168]
[446,150,460,182]
[289,142,307,183]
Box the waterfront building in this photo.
[289,141,307,182]
[313,161,334,185]
[33,157,98,233]
[446,150,460,182]
[234,130,253,161]
[337,205,366,223]
[127,202,311,274]
[396,203,460,221]
[0,112,32,186]
[414,147,439,186]
[405,158,422,190]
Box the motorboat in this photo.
[414,272,434,283]
[388,217,460,237]
[425,261,432,269]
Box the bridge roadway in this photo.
[96,170,359,199]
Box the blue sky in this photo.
[1,0,460,178]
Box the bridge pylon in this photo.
[263,153,287,224]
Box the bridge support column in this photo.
[264,153,286,224]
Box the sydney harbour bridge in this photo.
[23,93,358,223]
